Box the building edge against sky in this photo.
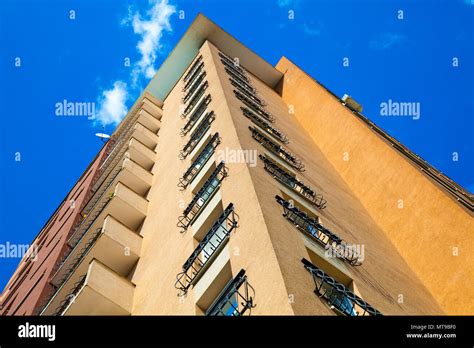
[1,14,473,316]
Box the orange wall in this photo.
[275,57,474,314]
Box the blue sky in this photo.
[0,0,472,290]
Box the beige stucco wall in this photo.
[275,56,473,314]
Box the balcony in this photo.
[40,217,141,316]
[205,269,256,316]
[177,161,228,232]
[262,156,326,209]
[183,55,203,84]
[250,127,304,171]
[126,138,156,171]
[242,107,289,144]
[276,196,361,265]
[179,111,215,160]
[183,71,207,104]
[230,78,265,107]
[178,133,221,189]
[175,204,238,296]
[219,52,246,76]
[183,81,209,117]
[136,110,161,133]
[131,122,159,150]
[51,260,135,316]
[301,258,381,316]
[180,96,212,136]
[234,90,275,122]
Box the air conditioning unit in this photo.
[342,94,363,113]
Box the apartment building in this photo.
[1,14,472,316]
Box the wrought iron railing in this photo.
[250,127,304,171]
[218,52,245,74]
[224,66,250,86]
[180,95,212,135]
[183,71,207,104]
[183,55,203,83]
[301,258,381,316]
[275,196,362,266]
[242,107,289,144]
[230,78,265,106]
[175,204,238,295]
[177,161,228,232]
[39,228,103,315]
[183,81,209,116]
[52,274,87,316]
[206,269,256,316]
[179,111,215,160]
[178,133,221,189]
[234,90,275,122]
[262,156,326,209]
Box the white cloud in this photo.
[128,0,176,85]
[95,0,175,126]
[95,81,128,126]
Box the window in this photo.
[183,55,203,83]
[230,78,265,106]
[301,258,381,316]
[206,269,256,316]
[242,107,289,144]
[177,161,228,231]
[224,66,250,85]
[178,133,221,189]
[262,156,326,209]
[183,71,207,103]
[275,196,362,266]
[250,127,304,171]
[175,204,238,295]
[234,90,275,122]
[179,111,216,160]
[180,95,212,135]
[183,81,209,116]
[218,52,245,74]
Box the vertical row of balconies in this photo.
[174,53,256,315]
[38,94,162,316]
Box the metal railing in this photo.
[218,52,245,74]
[262,156,326,209]
[52,274,87,316]
[183,71,207,104]
[224,66,251,86]
[179,111,215,160]
[206,269,256,316]
[183,81,208,116]
[183,55,203,84]
[230,78,265,106]
[250,127,304,171]
[175,204,238,295]
[275,195,362,265]
[302,258,381,316]
[180,95,212,136]
[177,161,228,232]
[39,228,103,315]
[234,90,275,122]
[178,133,221,189]
[242,107,289,144]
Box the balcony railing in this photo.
[230,78,265,107]
[250,127,305,171]
[177,161,228,232]
[234,90,275,122]
[180,95,212,135]
[242,107,289,144]
[183,55,203,83]
[301,258,381,316]
[262,156,327,209]
[224,66,251,87]
[183,71,207,104]
[183,81,209,116]
[218,52,245,74]
[178,133,221,189]
[206,269,256,316]
[175,204,238,295]
[275,196,362,265]
[52,274,87,316]
[179,111,216,160]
